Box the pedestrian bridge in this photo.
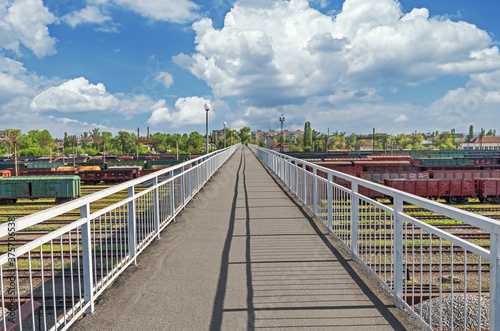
[1,145,498,330]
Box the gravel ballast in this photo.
[413,295,490,330]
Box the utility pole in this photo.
[279,114,285,153]
[137,127,158,159]
[0,131,19,176]
[72,136,77,167]
[372,128,375,153]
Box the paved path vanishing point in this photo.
[71,146,423,331]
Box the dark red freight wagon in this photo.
[476,178,500,203]
[384,179,475,203]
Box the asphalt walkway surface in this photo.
[71,146,423,330]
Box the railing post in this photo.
[295,161,298,195]
[393,197,404,308]
[350,183,359,258]
[189,164,193,198]
[327,173,333,231]
[80,204,94,314]
[181,166,185,205]
[195,160,199,191]
[302,163,307,204]
[281,156,285,181]
[170,171,175,217]
[205,157,209,183]
[128,186,137,265]
[288,159,291,188]
[313,167,317,215]
[490,233,500,330]
[153,177,160,239]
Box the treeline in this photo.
[0,127,251,157]
[248,122,490,152]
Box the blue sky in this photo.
[1,0,500,138]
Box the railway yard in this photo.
[1,149,500,329]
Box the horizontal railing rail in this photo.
[248,144,499,331]
[0,145,240,331]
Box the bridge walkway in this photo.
[71,146,422,330]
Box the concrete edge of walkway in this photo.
[249,148,426,331]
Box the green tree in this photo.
[468,125,474,140]
[116,131,135,154]
[303,122,312,148]
[237,127,251,144]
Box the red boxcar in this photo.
[476,178,500,203]
[428,170,500,180]
[384,179,475,203]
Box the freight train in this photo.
[384,178,500,204]
[0,176,81,204]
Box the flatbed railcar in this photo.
[0,176,81,204]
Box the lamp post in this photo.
[204,103,211,154]
[279,114,285,153]
[223,122,227,149]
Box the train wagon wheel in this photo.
[459,197,469,204]
[55,197,71,203]
[479,197,485,203]
[486,196,497,204]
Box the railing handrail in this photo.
[0,147,233,238]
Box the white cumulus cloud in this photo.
[175,0,500,109]
[63,6,112,28]
[426,70,500,131]
[31,77,120,112]
[155,71,174,89]
[30,77,159,119]
[393,114,409,123]
[148,97,215,128]
[113,0,199,23]
[0,0,57,57]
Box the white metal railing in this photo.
[0,144,239,331]
[248,144,499,331]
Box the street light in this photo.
[223,122,227,149]
[204,103,211,154]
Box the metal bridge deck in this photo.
[71,147,422,330]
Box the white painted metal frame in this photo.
[0,144,239,331]
[249,144,500,331]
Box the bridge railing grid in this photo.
[248,144,499,331]
[0,144,239,331]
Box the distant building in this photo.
[460,136,500,150]
[252,129,303,142]
[270,142,290,153]
[212,130,225,141]
[421,140,434,147]
[54,139,64,148]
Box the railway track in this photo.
[403,207,500,213]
